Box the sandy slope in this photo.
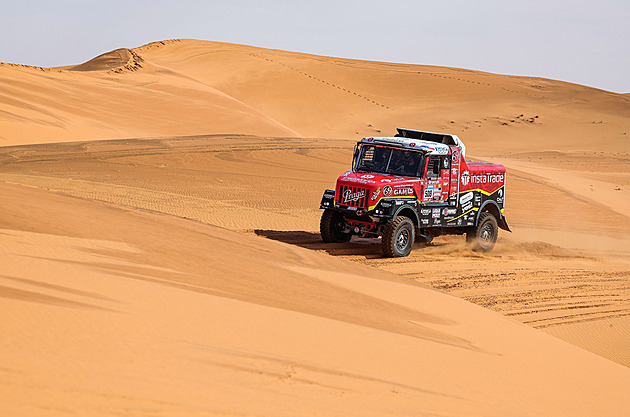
[1,182,629,417]
[1,39,629,415]
[1,135,628,370]
[1,39,628,148]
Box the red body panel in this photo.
[334,148,507,214]
[459,160,506,195]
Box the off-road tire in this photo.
[320,209,352,243]
[466,212,498,252]
[382,216,415,257]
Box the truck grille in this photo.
[337,185,369,209]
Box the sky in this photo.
[2,0,629,93]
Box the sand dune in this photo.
[2,182,629,416]
[1,39,629,415]
[1,39,628,148]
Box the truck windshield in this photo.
[356,145,423,177]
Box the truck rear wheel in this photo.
[467,212,498,252]
[320,209,352,243]
[382,216,415,257]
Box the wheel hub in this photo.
[396,229,409,250]
[480,224,494,242]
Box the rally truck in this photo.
[319,128,510,257]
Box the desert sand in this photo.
[1,39,629,416]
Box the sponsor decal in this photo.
[459,192,473,204]
[461,171,504,186]
[424,189,432,199]
[367,137,374,142]
[343,188,366,203]
[381,177,406,183]
[394,187,414,196]
[452,168,458,175]
[383,185,393,197]
[447,208,457,215]
[421,218,429,225]
[371,187,381,201]
[361,174,375,179]
[432,208,441,218]
[344,177,376,184]
[420,145,449,155]
[409,142,416,147]
[457,218,463,226]
[462,202,473,212]
[452,149,460,163]
[461,171,470,186]
[420,208,431,216]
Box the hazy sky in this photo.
[2,0,629,93]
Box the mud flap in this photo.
[498,216,511,232]
[416,229,433,244]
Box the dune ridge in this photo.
[66,48,143,72]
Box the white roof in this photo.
[361,129,466,157]
[360,136,451,155]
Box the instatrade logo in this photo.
[461,171,470,186]
[461,171,504,186]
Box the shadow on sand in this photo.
[253,230,386,258]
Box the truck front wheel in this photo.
[320,209,352,243]
[382,216,415,257]
[467,212,498,252]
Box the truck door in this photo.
[422,155,450,203]
[439,155,451,201]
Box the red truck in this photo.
[320,128,510,257]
